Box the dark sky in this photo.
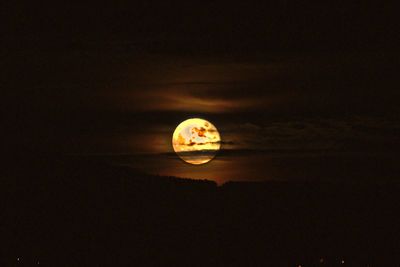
[4,1,399,183]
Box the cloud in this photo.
[224,116,400,152]
[111,59,292,113]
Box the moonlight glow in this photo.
[172,118,221,165]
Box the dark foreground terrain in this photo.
[2,156,400,266]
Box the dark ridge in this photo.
[2,155,399,266]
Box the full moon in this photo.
[172,118,221,165]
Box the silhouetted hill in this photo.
[2,155,399,266]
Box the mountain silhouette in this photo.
[2,155,399,266]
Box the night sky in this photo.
[4,1,399,184]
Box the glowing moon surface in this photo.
[172,118,221,165]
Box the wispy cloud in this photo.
[112,59,292,113]
[223,116,400,152]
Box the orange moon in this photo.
[172,118,221,165]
